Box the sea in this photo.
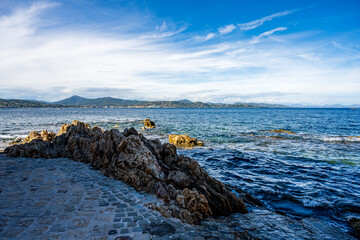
[0,108,359,234]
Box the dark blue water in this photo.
[1,108,359,232]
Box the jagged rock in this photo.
[269,129,294,134]
[141,118,156,129]
[169,134,203,148]
[4,120,247,224]
[22,130,55,144]
[9,138,22,145]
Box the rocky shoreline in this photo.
[2,120,359,239]
[4,120,248,225]
[0,154,255,239]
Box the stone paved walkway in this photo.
[0,154,238,240]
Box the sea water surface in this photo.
[1,108,359,233]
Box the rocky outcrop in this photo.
[169,134,203,148]
[269,129,294,134]
[9,138,22,145]
[142,118,156,129]
[4,120,247,224]
[20,130,56,144]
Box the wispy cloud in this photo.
[218,24,236,35]
[140,21,187,39]
[194,32,216,42]
[248,27,287,44]
[238,10,295,30]
[0,3,359,105]
[258,27,287,37]
[0,2,58,42]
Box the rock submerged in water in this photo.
[269,129,294,134]
[348,217,360,234]
[141,118,156,129]
[4,120,247,224]
[169,134,204,148]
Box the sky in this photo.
[0,0,359,104]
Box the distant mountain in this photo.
[51,96,288,108]
[2,95,289,108]
[54,95,142,106]
[0,98,55,108]
[178,99,193,103]
[287,103,360,108]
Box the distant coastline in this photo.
[1,95,359,109]
[0,95,286,109]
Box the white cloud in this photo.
[194,32,216,42]
[218,24,236,35]
[298,52,320,61]
[258,27,287,37]
[238,10,295,30]
[0,3,359,105]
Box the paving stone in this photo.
[0,155,242,240]
[108,229,118,235]
[127,222,138,228]
[122,217,132,222]
[113,223,125,228]
[132,233,152,240]
[118,228,129,234]
[127,212,138,217]
[133,216,144,221]
[116,213,126,218]
[132,227,143,233]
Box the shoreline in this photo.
[0,154,244,239]
[1,119,359,239]
[0,154,356,239]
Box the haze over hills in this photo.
[1,95,287,108]
[54,95,142,106]
[0,98,60,108]
[1,96,359,108]
[53,95,287,108]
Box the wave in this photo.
[0,134,15,139]
[244,132,360,144]
[319,136,360,143]
[301,197,333,208]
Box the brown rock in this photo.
[269,129,294,134]
[141,118,156,129]
[40,130,56,142]
[57,123,69,136]
[167,171,191,189]
[4,120,248,224]
[22,131,42,143]
[9,138,22,145]
[168,134,203,148]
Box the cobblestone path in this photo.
[0,154,237,240]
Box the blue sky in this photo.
[0,0,359,104]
